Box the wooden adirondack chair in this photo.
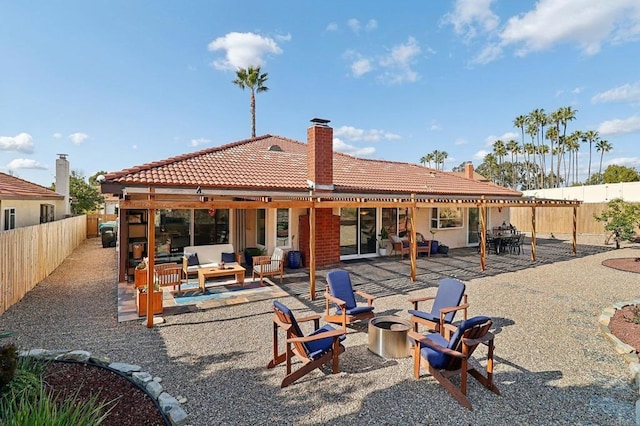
[324,269,376,333]
[408,277,469,337]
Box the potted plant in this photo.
[378,227,389,256]
[288,235,302,269]
[134,257,148,288]
[243,247,263,267]
[136,280,162,317]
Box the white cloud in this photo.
[378,37,422,84]
[326,22,338,32]
[348,19,361,33]
[69,132,89,144]
[190,137,211,147]
[500,0,640,57]
[454,138,467,145]
[572,87,583,94]
[6,158,48,170]
[473,149,490,160]
[350,56,373,77]
[484,132,519,146]
[604,156,640,168]
[592,83,640,103]
[208,32,283,71]
[334,126,400,142]
[365,19,378,31]
[0,133,34,153]
[333,138,376,156]
[471,43,502,64]
[275,33,292,42]
[52,132,62,139]
[444,0,500,42]
[429,121,442,131]
[597,116,640,135]
[132,144,138,150]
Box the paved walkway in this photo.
[2,236,639,425]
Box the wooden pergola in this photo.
[113,186,582,328]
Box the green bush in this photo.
[0,344,17,389]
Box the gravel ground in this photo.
[2,235,639,425]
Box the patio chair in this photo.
[408,278,469,337]
[154,263,183,295]
[507,233,525,255]
[324,269,376,333]
[252,247,285,284]
[267,300,346,388]
[408,316,500,410]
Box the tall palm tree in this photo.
[581,130,599,182]
[558,106,577,185]
[523,143,536,190]
[548,109,563,187]
[568,130,582,185]
[433,150,448,170]
[595,139,613,175]
[492,140,506,185]
[233,66,269,137]
[525,121,539,188]
[506,140,520,189]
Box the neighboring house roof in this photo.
[0,172,64,200]
[104,135,521,198]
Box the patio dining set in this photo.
[267,269,500,410]
[479,227,526,255]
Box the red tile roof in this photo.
[0,172,63,199]
[104,135,521,197]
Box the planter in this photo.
[136,289,163,316]
[244,248,263,267]
[134,268,147,288]
[379,248,388,256]
[288,251,302,269]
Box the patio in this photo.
[2,236,639,424]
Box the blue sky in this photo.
[1,0,639,188]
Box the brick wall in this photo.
[298,209,340,267]
[307,123,333,188]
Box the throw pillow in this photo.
[390,235,401,243]
[185,252,199,266]
[221,252,236,263]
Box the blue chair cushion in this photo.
[327,270,357,309]
[306,324,346,359]
[337,305,375,316]
[273,301,304,339]
[185,252,199,266]
[407,309,439,323]
[432,278,465,324]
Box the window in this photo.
[431,207,463,229]
[194,208,229,245]
[157,209,190,253]
[40,204,55,223]
[3,208,16,230]
[256,209,266,246]
[276,208,290,247]
[381,208,398,236]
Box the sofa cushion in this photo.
[221,252,236,263]
[185,252,199,266]
[183,244,235,265]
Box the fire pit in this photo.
[368,316,411,358]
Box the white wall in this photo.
[0,198,66,229]
[523,182,640,203]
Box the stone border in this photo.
[18,349,188,426]
[598,300,640,425]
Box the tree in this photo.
[595,139,613,175]
[64,171,105,214]
[233,66,269,138]
[581,130,599,181]
[602,164,640,183]
[593,198,640,248]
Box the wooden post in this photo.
[530,205,536,261]
[146,204,156,328]
[309,196,316,300]
[410,197,417,282]
[572,205,577,254]
[480,202,486,271]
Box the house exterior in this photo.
[0,172,66,230]
[102,118,572,284]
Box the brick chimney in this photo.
[307,118,334,191]
[465,162,474,180]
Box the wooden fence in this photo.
[86,213,118,238]
[509,202,640,235]
[0,215,86,316]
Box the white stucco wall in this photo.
[523,182,640,203]
[0,198,66,229]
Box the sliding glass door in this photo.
[340,207,377,257]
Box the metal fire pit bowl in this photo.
[368,316,412,358]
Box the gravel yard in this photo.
[2,236,639,425]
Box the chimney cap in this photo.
[56,153,69,159]
[310,118,330,126]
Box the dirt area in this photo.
[602,257,640,353]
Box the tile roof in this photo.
[0,172,63,199]
[104,135,521,198]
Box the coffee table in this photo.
[197,264,246,291]
[368,316,412,358]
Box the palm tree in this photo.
[595,139,613,175]
[558,106,577,185]
[548,109,563,187]
[567,131,582,185]
[581,130,599,182]
[506,140,520,189]
[233,66,269,138]
[492,140,506,185]
[545,125,558,187]
[433,150,448,170]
